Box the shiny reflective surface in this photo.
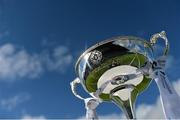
[75,36,154,119]
[76,36,153,93]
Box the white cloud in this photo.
[0,44,42,80]
[0,93,30,111]
[78,79,180,119]
[42,46,73,72]
[0,43,72,81]
[21,115,46,120]
[78,113,125,120]
[166,56,180,78]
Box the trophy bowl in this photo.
[75,36,154,118]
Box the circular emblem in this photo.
[89,50,102,65]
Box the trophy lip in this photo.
[75,36,153,77]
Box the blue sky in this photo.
[0,0,179,119]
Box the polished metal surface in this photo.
[72,31,169,119]
[75,36,153,94]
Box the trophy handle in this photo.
[150,31,169,56]
[70,78,100,120]
[150,31,180,118]
[70,78,85,100]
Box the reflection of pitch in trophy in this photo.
[71,31,180,119]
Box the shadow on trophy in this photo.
[70,31,180,119]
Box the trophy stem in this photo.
[110,85,138,119]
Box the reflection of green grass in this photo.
[85,53,151,101]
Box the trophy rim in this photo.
[75,36,153,76]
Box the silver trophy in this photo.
[71,31,180,119]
